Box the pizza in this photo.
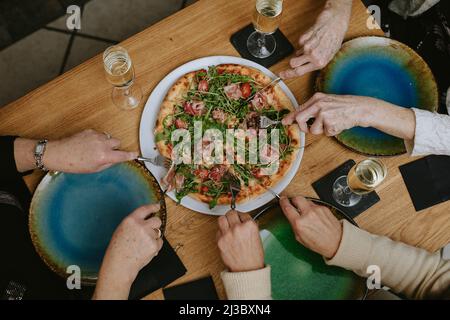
[154,64,301,209]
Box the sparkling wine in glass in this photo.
[247,0,283,59]
[103,46,142,110]
[332,159,387,207]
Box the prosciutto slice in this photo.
[162,164,176,192]
[251,92,267,110]
[184,100,206,116]
[212,109,227,123]
[224,83,243,100]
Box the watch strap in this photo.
[34,140,48,172]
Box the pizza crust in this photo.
[155,71,196,158]
[154,64,301,206]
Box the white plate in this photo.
[139,56,305,215]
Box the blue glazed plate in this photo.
[29,161,166,285]
[317,36,438,156]
[255,199,367,300]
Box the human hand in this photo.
[102,204,163,280]
[280,196,342,259]
[282,93,382,135]
[44,129,138,173]
[279,0,352,79]
[93,204,163,300]
[217,210,265,273]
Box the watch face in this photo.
[35,143,45,155]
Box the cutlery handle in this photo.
[231,195,237,210]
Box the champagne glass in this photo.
[103,46,142,110]
[332,159,387,207]
[247,0,283,59]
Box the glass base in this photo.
[332,175,362,207]
[247,31,276,59]
[112,84,142,110]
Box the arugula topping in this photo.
[159,66,296,208]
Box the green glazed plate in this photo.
[317,36,438,156]
[256,199,367,300]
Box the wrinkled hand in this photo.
[280,196,342,259]
[94,204,164,299]
[217,211,265,273]
[282,93,382,136]
[280,0,352,79]
[104,204,163,279]
[45,129,138,173]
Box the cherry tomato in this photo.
[194,169,209,180]
[252,168,263,179]
[241,83,252,99]
[201,186,209,193]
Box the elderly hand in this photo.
[93,204,163,300]
[279,0,352,79]
[280,196,342,259]
[217,210,265,273]
[44,129,138,173]
[282,93,417,139]
[282,93,378,135]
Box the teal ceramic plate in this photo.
[255,199,367,300]
[317,36,438,156]
[30,161,166,285]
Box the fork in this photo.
[259,115,281,129]
[226,173,241,210]
[138,155,169,168]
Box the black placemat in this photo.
[399,155,450,212]
[163,276,218,300]
[230,24,294,68]
[128,237,187,300]
[312,160,380,219]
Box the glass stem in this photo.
[256,32,266,49]
[343,185,352,195]
[124,88,130,97]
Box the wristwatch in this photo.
[34,140,49,171]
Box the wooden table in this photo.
[1,0,449,300]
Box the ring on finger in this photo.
[154,228,162,239]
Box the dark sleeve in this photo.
[0,136,22,183]
[0,136,32,219]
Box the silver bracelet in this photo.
[34,140,49,172]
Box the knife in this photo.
[246,77,282,102]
